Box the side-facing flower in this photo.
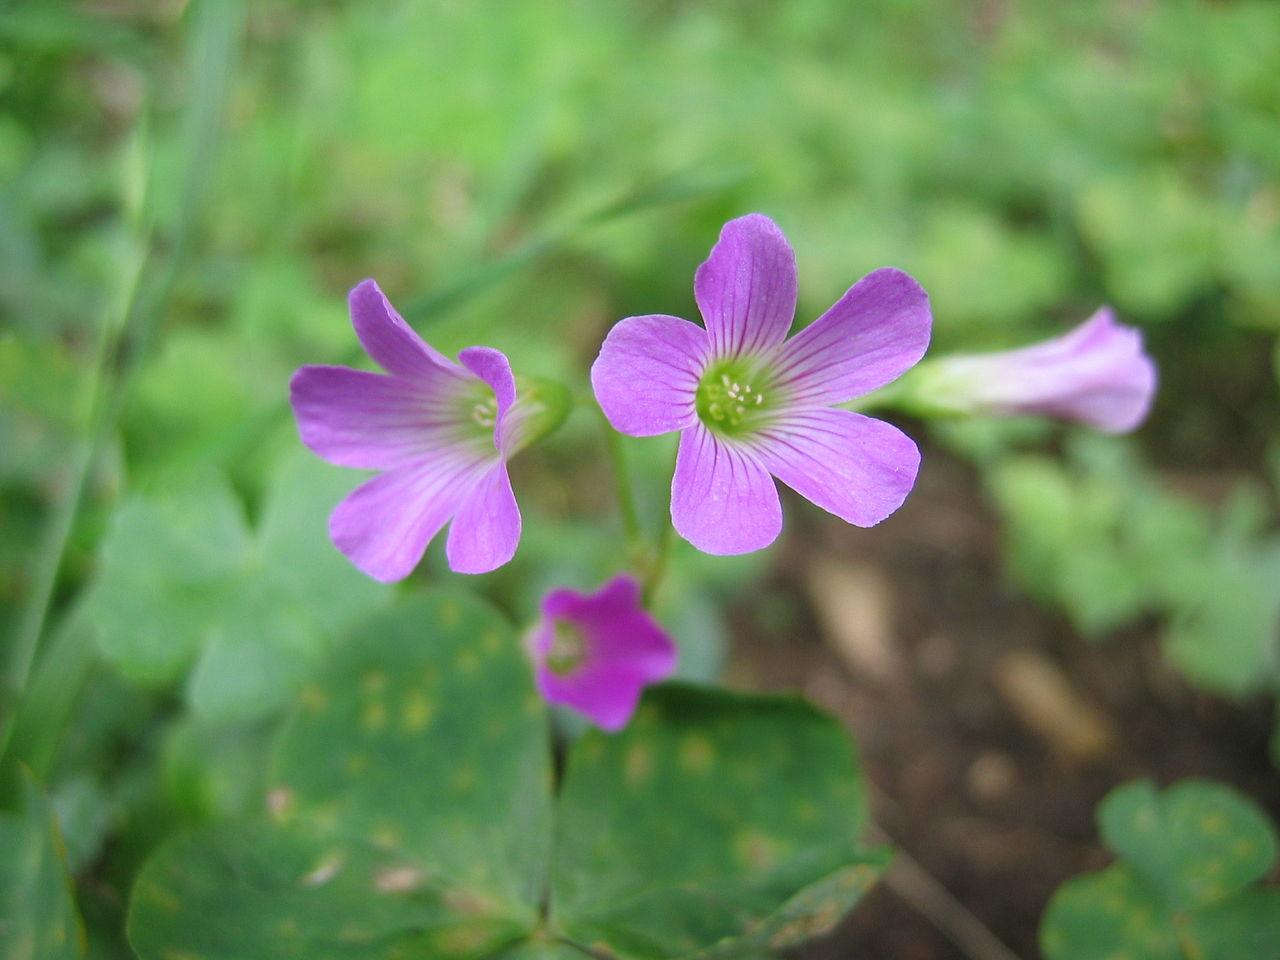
[907,307,1157,433]
[291,279,537,581]
[591,213,932,555]
[528,575,677,732]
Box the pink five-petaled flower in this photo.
[912,307,1157,433]
[528,575,677,732]
[591,213,932,555]
[290,279,533,582]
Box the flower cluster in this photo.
[290,214,1157,729]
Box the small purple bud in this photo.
[528,575,676,731]
[913,307,1157,433]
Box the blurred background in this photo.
[2,1,1279,957]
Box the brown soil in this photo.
[725,443,1280,960]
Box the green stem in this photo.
[601,410,641,546]
[0,607,96,800]
[843,378,908,414]
[1,220,129,726]
[642,519,674,606]
[2,438,97,719]
[641,441,681,605]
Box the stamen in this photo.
[546,620,588,676]
[695,360,775,436]
[471,398,498,428]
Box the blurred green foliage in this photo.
[988,435,1280,750]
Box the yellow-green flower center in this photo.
[546,620,587,675]
[454,380,500,449]
[695,360,775,438]
[470,395,499,430]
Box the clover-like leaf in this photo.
[551,684,887,958]
[1099,780,1277,910]
[0,770,85,960]
[1042,779,1280,960]
[86,479,249,684]
[87,451,389,722]
[128,592,553,960]
[1185,888,1280,959]
[1041,865,1179,960]
[1162,536,1280,698]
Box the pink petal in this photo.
[535,664,644,732]
[590,314,708,437]
[349,279,459,380]
[755,407,920,528]
[458,345,528,456]
[772,268,932,405]
[289,365,467,470]
[694,214,798,361]
[445,462,522,574]
[1000,307,1157,433]
[670,424,782,555]
[327,450,492,582]
[458,346,517,418]
[539,577,670,679]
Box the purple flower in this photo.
[590,213,932,555]
[914,307,1157,433]
[290,279,536,581]
[528,575,677,732]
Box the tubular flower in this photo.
[290,279,536,581]
[591,213,932,555]
[528,575,677,732]
[907,307,1156,434]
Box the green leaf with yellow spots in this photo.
[1041,865,1180,960]
[1099,780,1277,911]
[0,769,85,960]
[1041,779,1280,960]
[128,603,884,959]
[550,684,888,958]
[127,591,553,960]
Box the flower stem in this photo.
[0,606,95,801]
[843,378,908,413]
[600,409,642,545]
[642,519,674,606]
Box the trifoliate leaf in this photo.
[87,451,389,722]
[1042,779,1280,960]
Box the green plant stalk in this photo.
[601,410,641,545]
[642,519,674,606]
[0,607,96,801]
[2,401,103,719]
[595,405,679,605]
